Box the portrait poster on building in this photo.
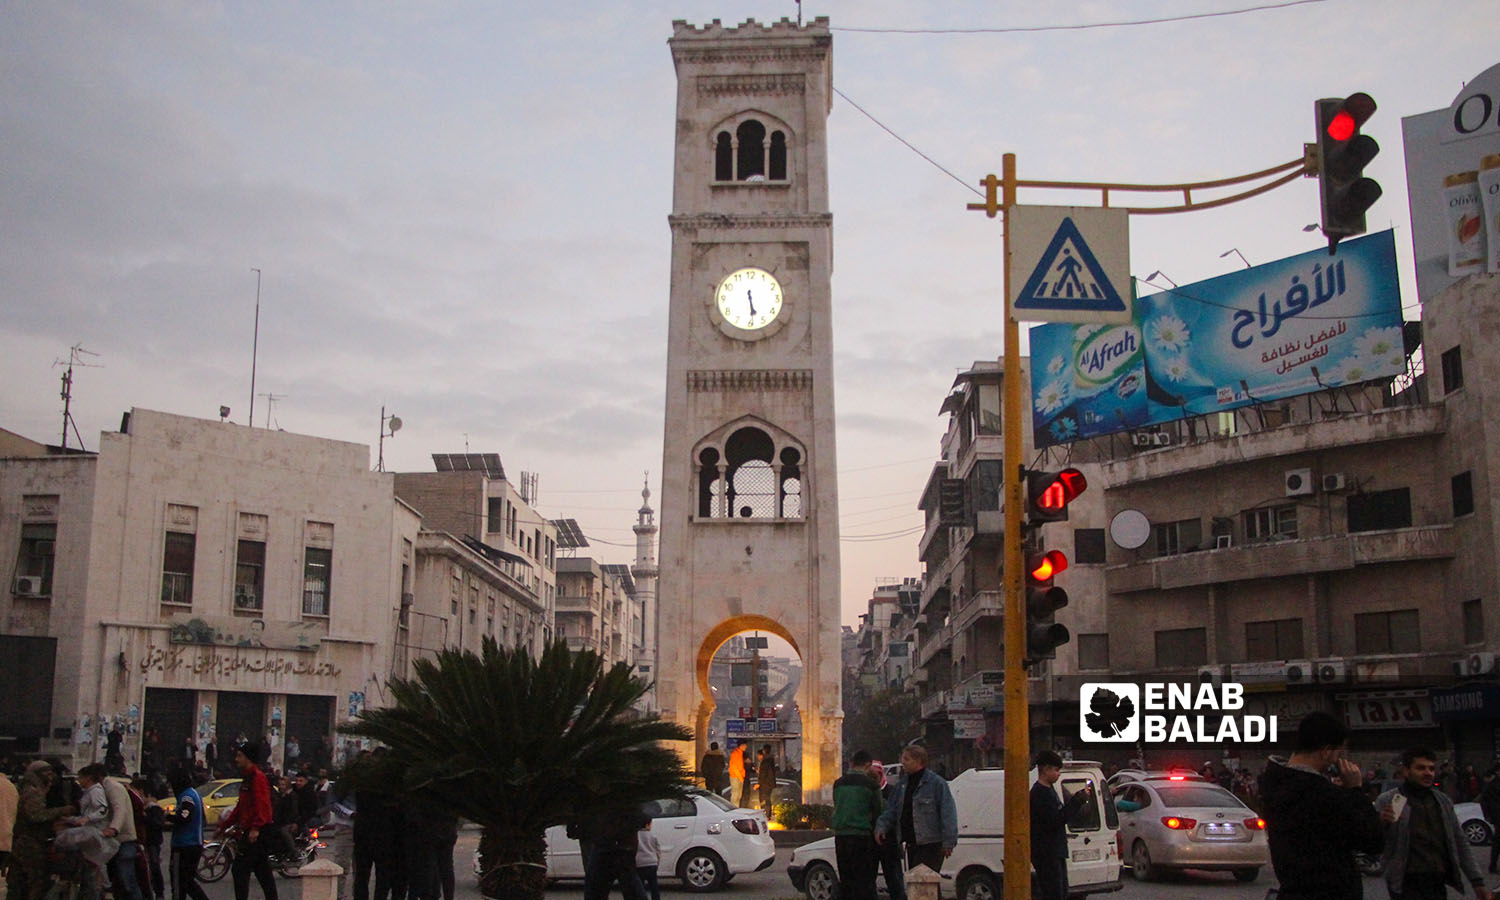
[168,614,322,652]
[1030,230,1404,447]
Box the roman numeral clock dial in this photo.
[714,267,784,338]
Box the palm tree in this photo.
[344,637,691,900]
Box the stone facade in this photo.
[0,408,420,773]
[656,17,843,800]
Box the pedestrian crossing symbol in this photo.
[1009,205,1132,324]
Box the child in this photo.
[635,820,662,900]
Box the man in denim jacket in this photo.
[876,745,958,875]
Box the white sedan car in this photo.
[541,790,775,892]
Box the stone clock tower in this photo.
[656,17,842,801]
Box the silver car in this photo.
[1112,779,1268,882]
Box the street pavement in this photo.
[160,830,1500,900]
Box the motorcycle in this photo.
[199,827,324,883]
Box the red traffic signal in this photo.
[1028,549,1069,582]
[1315,93,1381,253]
[1027,468,1088,523]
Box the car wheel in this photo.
[1464,819,1493,846]
[956,869,1001,900]
[1131,840,1156,881]
[1233,867,1259,882]
[803,861,840,900]
[677,848,726,892]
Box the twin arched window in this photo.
[697,426,803,519]
[714,119,788,182]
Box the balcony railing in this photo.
[1107,524,1455,594]
[916,621,953,668]
[950,590,1004,635]
[919,689,950,720]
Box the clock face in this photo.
[715,267,783,332]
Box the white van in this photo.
[788,761,1123,900]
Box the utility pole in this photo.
[249,267,261,427]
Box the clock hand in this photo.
[746,289,756,316]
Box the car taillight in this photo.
[1162,816,1197,830]
[1243,818,1265,830]
[732,818,760,835]
[1168,775,1186,781]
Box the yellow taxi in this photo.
[155,779,243,825]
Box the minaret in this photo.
[631,473,659,710]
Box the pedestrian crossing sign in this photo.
[1009,205,1132,324]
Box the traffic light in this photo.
[1025,548,1070,663]
[1026,468,1087,523]
[1315,93,1381,253]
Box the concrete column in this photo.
[298,858,344,900]
[906,865,942,900]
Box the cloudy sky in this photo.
[2,1,1490,627]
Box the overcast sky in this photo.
[2,1,1490,629]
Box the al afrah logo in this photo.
[1079,683,1278,744]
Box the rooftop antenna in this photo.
[795,0,802,25]
[378,405,402,472]
[52,343,102,451]
[249,268,262,427]
[258,392,287,429]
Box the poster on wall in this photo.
[168,614,322,651]
[1030,230,1404,446]
[1402,60,1500,300]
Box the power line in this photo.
[833,0,1328,34]
[833,86,982,198]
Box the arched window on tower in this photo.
[736,120,766,181]
[697,447,722,518]
[725,427,776,517]
[779,447,802,518]
[769,131,787,181]
[715,131,733,182]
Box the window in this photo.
[1441,346,1463,393]
[714,131,733,180]
[768,131,787,180]
[1154,627,1207,667]
[1347,488,1412,533]
[1354,609,1420,654]
[1453,471,1474,518]
[735,119,766,180]
[15,523,57,596]
[235,540,266,611]
[161,532,196,606]
[976,383,1002,435]
[1074,528,1107,564]
[1244,505,1298,542]
[698,427,803,519]
[487,498,503,533]
[1464,599,1484,646]
[1215,411,1238,436]
[1077,633,1110,670]
[1153,518,1202,556]
[302,547,332,616]
[1245,618,1304,661]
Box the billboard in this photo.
[1402,61,1500,300]
[1030,231,1403,447]
[168,614,322,651]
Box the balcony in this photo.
[917,621,953,669]
[919,689,950,720]
[950,590,1004,635]
[564,635,603,653]
[1104,403,1445,487]
[918,514,950,566]
[555,594,597,611]
[1107,524,1455,594]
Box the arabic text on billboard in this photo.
[1029,231,1403,446]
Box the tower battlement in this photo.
[670,16,830,39]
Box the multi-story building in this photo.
[393,456,555,667]
[0,408,420,773]
[554,556,637,668]
[851,578,920,696]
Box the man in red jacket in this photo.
[220,742,279,900]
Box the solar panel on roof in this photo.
[431,452,505,480]
[551,518,588,549]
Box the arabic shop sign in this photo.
[168,614,321,651]
[1030,231,1403,446]
[137,644,342,679]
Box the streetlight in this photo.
[1142,270,1178,288]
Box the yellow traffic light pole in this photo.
[969,152,1309,900]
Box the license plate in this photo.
[1072,848,1101,861]
[1204,823,1236,835]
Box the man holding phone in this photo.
[1377,748,1491,900]
[1260,711,1385,900]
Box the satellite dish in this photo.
[1110,509,1151,550]
[388,416,403,433]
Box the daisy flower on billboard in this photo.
[1147,314,1189,354]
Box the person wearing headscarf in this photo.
[7,760,75,900]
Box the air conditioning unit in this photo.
[1322,473,1348,492]
[1197,665,1225,685]
[1285,660,1313,684]
[400,592,415,607]
[13,575,44,595]
[1214,534,1234,550]
[1468,652,1497,675]
[1131,433,1154,448]
[1455,660,1470,677]
[1151,433,1173,446]
[1285,468,1315,497]
[1313,659,1349,683]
